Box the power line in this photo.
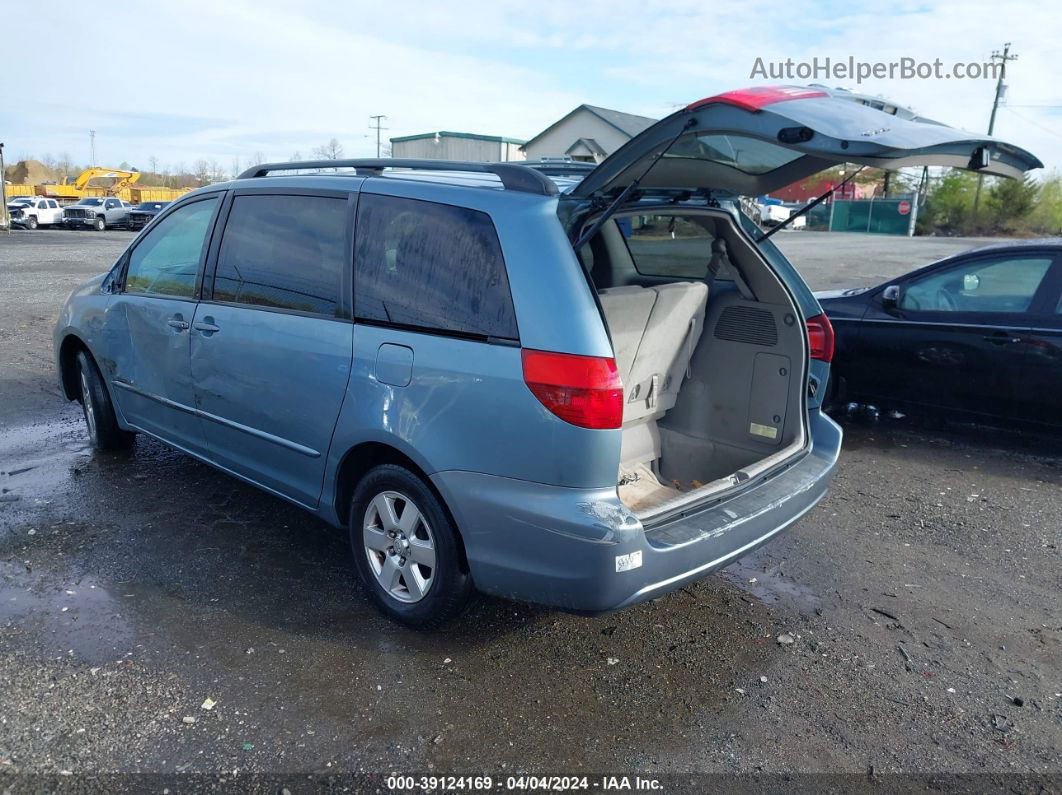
[1003,107,1062,141]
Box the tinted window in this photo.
[669,134,803,175]
[624,214,713,278]
[213,194,347,316]
[125,198,217,297]
[901,256,1053,313]
[354,194,518,339]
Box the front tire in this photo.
[77,351,134,451]
[26,215,38,230]
[94,216,105,231]
[349,464,471,628]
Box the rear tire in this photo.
[349,464,472,628]
[94,216,105,231]
[76,351,134,451]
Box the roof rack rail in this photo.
[237,159,558,196]
[520,160,597,176]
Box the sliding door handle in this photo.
[193,316,220,335]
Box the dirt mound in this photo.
[4,160,58,185]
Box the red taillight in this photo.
[521,349,623,430]
[686,85,828,112]
[806,313,835,363]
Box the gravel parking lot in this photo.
[0,228,1058,785]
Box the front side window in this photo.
[213,194,347,316]
[900,256,1053,313]
[624,214,715,279]
[125,198,218,298]
[354,194,518,340]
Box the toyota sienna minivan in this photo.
[55,85,1041,626]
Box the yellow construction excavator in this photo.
[71,167,142,194]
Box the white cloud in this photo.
[2,0,1059,174]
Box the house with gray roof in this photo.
[520,104,658,163]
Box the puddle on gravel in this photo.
[0,413,96,509]
[721,556,822,614]
[0,560,136,664]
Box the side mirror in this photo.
[882,284,901,309]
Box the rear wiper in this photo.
[573,117,697,251]
[756,166,865,242]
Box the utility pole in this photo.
[0,142,9,233]
[369,115,388,158]
[972,43,1018,216]
[89,130,97,167]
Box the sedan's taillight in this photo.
[806,313,835,362]
[521,349,623,430]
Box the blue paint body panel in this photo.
[54,164,838,613]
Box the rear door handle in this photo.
[193,320,220,335]
[983,332,1022,344]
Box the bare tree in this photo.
[149,155,159,176]
[208,160,227,183]
[193,159,211,185]
[290,151,303,161]
[230,157,241,179]
[250,151,266,166]
[313,138,344,160]
[56,153,75,181]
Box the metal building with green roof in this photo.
[389,131,527,162]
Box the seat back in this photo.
[623,281,708,424]
[597,286,656,388]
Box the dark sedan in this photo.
[817,239,1062,429]
[126,201,170,231]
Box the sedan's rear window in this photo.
[353,194,518,340]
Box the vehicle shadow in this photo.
[832,407,1062,468]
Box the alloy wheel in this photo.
[362,490,436,603]
[80,369,97,442]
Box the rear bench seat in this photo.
[598,282,708,467]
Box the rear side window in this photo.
[354,194,518,340]
[213,194,348,317]
[623,214,714,279]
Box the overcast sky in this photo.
[3,0,1060,175]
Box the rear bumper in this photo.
[432,410,841,613]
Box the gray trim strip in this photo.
[861,318,1061,333]
[111,379,321,458]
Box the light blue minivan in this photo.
[54,86,1040,626]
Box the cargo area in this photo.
[582,209,808,517]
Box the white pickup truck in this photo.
[6,196,64,229]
